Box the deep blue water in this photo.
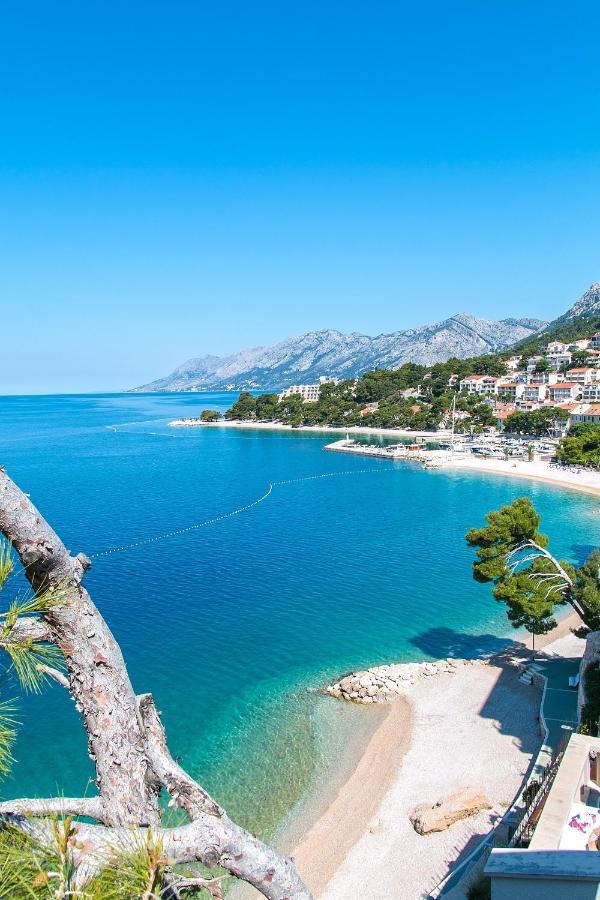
[0,393,599,836]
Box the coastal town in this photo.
[277,332,600,436]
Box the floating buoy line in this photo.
[91,467,391,559]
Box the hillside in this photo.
[131,313,545,392]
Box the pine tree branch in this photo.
[0,616,54,644]
[0,467,313,899]
[0,796,106,820]
[137,694,222,819]
[0,467,160,827]
[36,663,69,688]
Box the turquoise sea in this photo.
[1,392,599,839]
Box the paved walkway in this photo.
[535,650,582,751]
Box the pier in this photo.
[324,437,441,464]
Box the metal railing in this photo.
[507,733,570,847]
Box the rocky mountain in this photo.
[132,312,546,392]
[549,282,600,324]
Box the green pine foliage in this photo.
[505,407,569,437]
[467,497,600,634]
[0,821,213,899]
[466,498,569,635]
[215,358,507,432]
[557,424,600,467]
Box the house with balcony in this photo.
[528,371,559,386]
[459,375,501,395]
[547,383,582,404]
[496,382,525,401]
[547,352,573,370]
[570,404,600,426]
[567,368,597,386]
[582,385,600,403]
[520,384,548,404]
[591,333,600,350]
[546,341,570,354]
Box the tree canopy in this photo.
[504,407,569,437]
[557,424,600,466]
[466,497,600,634]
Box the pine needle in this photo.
[4,642,65,694]
[0,541,13,592]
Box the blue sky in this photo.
[1,1,599,392]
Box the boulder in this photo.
[409,787,492,835]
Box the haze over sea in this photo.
[2,392,599,838]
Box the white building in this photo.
[582,384,600,403]
[546,341,569,354]
[547,382,581,403]
[520,384,547,403]
[459,375,501,395]
[528,371,559,385]
[547,352,573,370]
[278,376,339,403]
[486,734,600,899]
[566,367,597,385]
[570,403,600,425]
[278,383,321,402]
[496,381,525,401]
[503,357,522,373]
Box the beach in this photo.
[440,454,600,500]
[169,418,451,440]
[294,623,584,900]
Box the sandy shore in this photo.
[440,454,600,500]
[169,418,450,440]
[291,698,413,896]
[284,621,584,900]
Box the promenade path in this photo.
[535,652,581,751]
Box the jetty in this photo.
[324,437,445,465]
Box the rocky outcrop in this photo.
[131,314,546,392]
[551,282,600,324]
[326,657,488,704]
[409,787,492,835]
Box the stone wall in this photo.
[326,657,488,704]
[578,630,600,718]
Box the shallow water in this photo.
[0,392,598,837]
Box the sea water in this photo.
[0,392,599,838]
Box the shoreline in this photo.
[292,621,583,899]
[169,418,451,440]
[438,454,600,499]
[289,698,413,897]
[171,419,600,499]
[285,613,583,898]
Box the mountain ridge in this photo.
[132,311,547,392]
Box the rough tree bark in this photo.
[0,467,312,899]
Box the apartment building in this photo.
[582,384,600,403]
[547,383,581,403]
[459,375,500,395]
[567,367,598,385]
[570,404,600,426]
[278,383,321,402]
